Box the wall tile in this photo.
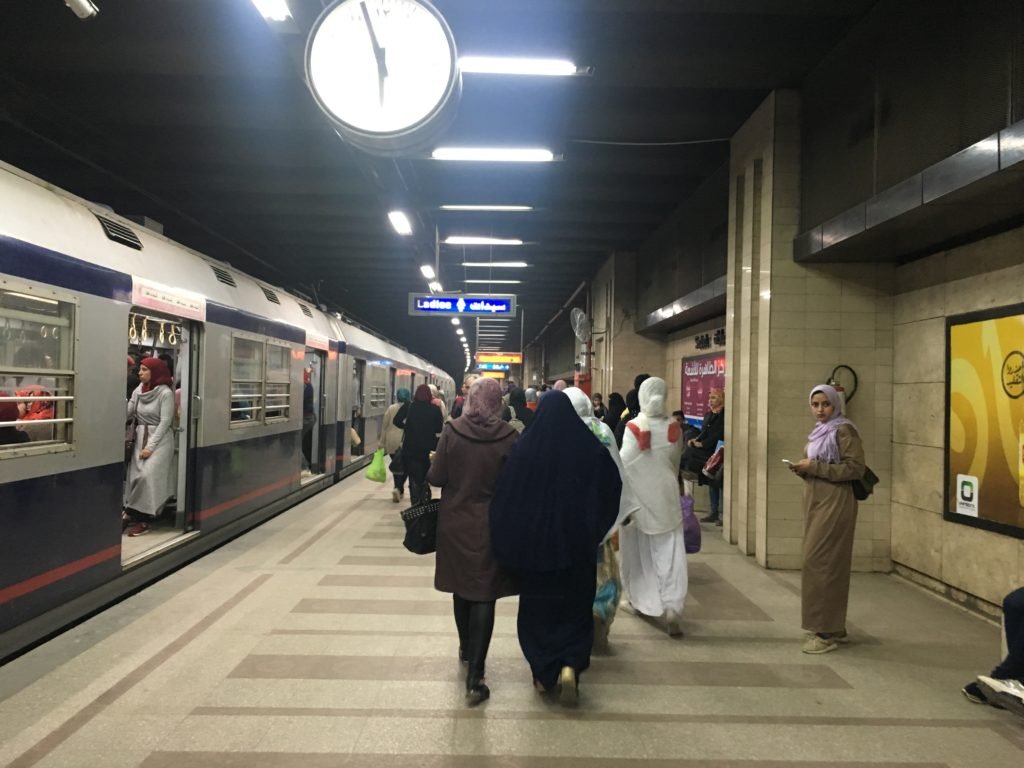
[893,382,944,447]
[945,264,1024,317]
[890,502,943,579]
[941,521,1019,604]
[894,283,946,325]
[891,443,944,513]
[893,318,945,384]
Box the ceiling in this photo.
[0,0,876,376]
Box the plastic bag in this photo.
[680,495,701,554]
[366,447,387,483]
[702,443,725,483]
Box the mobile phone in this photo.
[781,459,794,465]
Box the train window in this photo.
[0,286,76,455]
[265,342,291,422]
[230,336,264,423]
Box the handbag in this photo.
[852,465,879,501]
[701,444,724,481]
[124,404,137,464]
[680,495,702,554]
[366,447,387,483]
[401,499,440,555]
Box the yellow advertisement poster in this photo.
[947,307,1024,533]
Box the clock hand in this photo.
[359,1,388,105]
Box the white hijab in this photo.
[619,377,683,534]
[565,387,640,535]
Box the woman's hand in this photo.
[140,447,153,460]
[789,458,813,477]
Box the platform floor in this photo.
[1,476,1022,767]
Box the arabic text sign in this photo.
[477,362,510,371]
[132,277,206,321]
[477,352,522,364]
[408,293,517,317]
[681,353,725,427]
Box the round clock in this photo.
[305,0,462,156]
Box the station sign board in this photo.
[408,293,516,318]
[476,362,510,371]
[480,370,506,379]
[477,352,522,364]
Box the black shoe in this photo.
[458,647,468,664]
[963,680,1004,709]
[714,517,723,527]
[700,513,720,524]
[466,682,490,706]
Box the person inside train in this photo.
[0,397,30,446]
[787,384,866,654]
[965,586,1024,717]
[123,357,176,537]
[126,354,140,400]
[301,368,317,473]
[564,387,639,653]
[427,377,519,705]
[394,384,443,506]
[382,387,410,502]
[617,377,688,637]
[490,390,622,704]
[15,384,55,442]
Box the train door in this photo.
[351,358,366,456]
[301,348,325,482]
[122,310,198,564]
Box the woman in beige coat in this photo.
[788,384,865,654]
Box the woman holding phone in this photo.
[787,384,865,655]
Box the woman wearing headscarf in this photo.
[524,387,539,412]
[395,384,444,506]
[383,387,411,502]
[428,383,449,421]
[618,377,687,636]
[564,387,640,652]
[123,357,176,536]
[15,384,55,442]
[681,388,726,522]
[427,378,519,705]
[787,384,865,654]
[613,389,641,448]
[604,392,626,436]
[506,386,534,431]
[490,391,622,704]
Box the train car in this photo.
[0,161,453,660]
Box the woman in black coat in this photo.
[680,388,726,522]
[394,384,444,506]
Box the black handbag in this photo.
[852,466,879,501]
[400,500,439,555]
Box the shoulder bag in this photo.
[852,466,879,501]
[401,499,440,555]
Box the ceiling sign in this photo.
[305,331,330,351]
[132,276,205,321]
[479,370,506,379]
[477,362,510,371]
[477,352,522,364]
[408,293,517,318]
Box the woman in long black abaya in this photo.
[490,391,622,703]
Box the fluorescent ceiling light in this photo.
[251,0,291,21]
[420,264,436,280]
[464,279,522,284]
[450,318,460,326]
[4,291,58,305]
[446,236,523,246]
[388,210,412,236]
[432,147,555,163]
[441,204,533,212]
[461,261,529,268]
[456,329,465,335]
[460,56,578,77]
[428,281,443,292]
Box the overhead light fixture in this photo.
[250,0,290,21]
[450,318,460,326]
[461,261,529,268]
[388,210,413,236]
[428,281,443,292]
[456,329,465,335]
[432,147,555,163]
[445,236,523,246]
[459,56,579,77]
[4,291,58,305]
[464,279,522,284]
[65,0,99,18]
[441,205,533,212]
[420,265,436,280]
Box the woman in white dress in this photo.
[618,376,688,636]
[123,356,176,536]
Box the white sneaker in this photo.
[392,489,400,503]
[665,609,683,637]
[977,676,1024,718]
[618,599,638,616]
[979,676,1024,699]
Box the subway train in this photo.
[0,161,455,660]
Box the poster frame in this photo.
[943,301,1024,540]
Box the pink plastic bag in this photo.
[680,495,701,554]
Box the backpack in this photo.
[508,406,526,433]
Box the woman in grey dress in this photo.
[123,356,176,536]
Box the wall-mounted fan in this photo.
[570,307,592,342]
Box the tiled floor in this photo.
[1,476,1022,767]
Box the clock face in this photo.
[306,0,459,140]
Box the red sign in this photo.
[682,353,725,427]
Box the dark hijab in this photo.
[507,387,534,428]
[613,389,640,447]
[489,391,622,571]
[605,392,626,433]
[413,383,433,403]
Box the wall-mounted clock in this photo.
[305,0,462,156]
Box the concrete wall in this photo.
[891,226,1024,613]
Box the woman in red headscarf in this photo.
[15,384,55,442]
[123,356,176,536]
